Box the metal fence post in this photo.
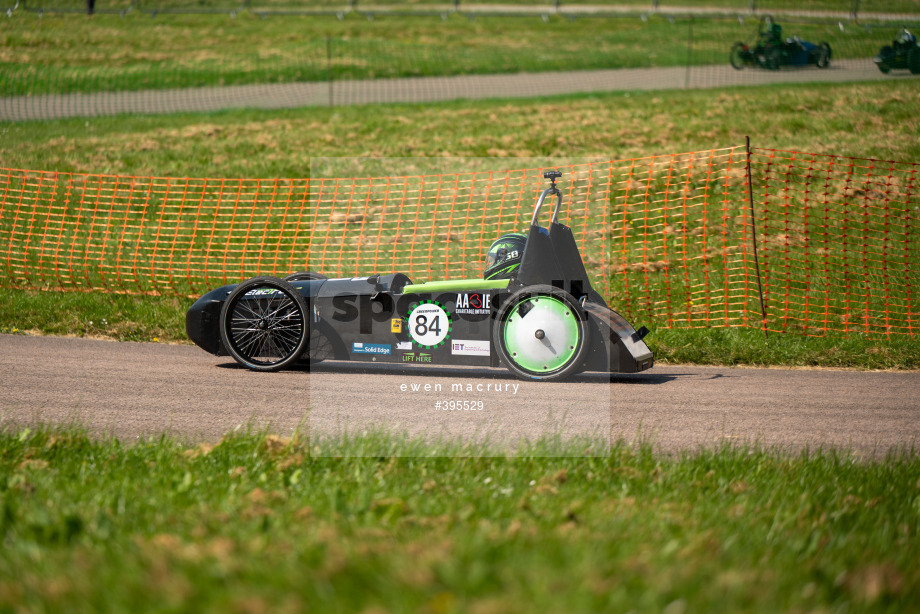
[684,16,693,89]
[327,37,334,108]
[746,136,769,339]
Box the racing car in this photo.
[185,171,654,382]
[873,28,920,74]
[730,16,831,70]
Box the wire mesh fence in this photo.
[2,12,917,120]
[13,1,920,18]
[2,147,917,336]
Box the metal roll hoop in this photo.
[531,170,564,228]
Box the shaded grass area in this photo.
[1,11,913,95]
[3,287,919,369]
[1,426,918,612]
[3,81,919,176]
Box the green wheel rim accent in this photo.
[502,295,580,373]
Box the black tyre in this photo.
[220,276,309,371]
[493,285,590,382]
[909,47,920,74]
[766,47,782,70]
[876,46,893,73]
[730,42,746,70]
[815,42,831,68]
[284,271,327,282]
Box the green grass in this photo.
[3,81,919,175]
[1,11,914,95]
[1,426,918,612]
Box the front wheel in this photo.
[876,46,893,73]
[815,42,831,68]
[493,286,590,382]
[220,276,309,371]
[730,42,746,70]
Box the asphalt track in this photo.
[2,59,917,121]
[2,333,918,455]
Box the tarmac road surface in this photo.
[2,333,918,456]
[2,59,915,121]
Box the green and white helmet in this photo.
[484,232,527,280]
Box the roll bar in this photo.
[531,170,563,228]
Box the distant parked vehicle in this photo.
[730,16,831,70]
[874,28,920,74]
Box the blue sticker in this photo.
[352,342,392,355]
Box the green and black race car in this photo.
[186,172,653,382]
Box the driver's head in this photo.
[484,232,527,280]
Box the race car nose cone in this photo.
[534,329,545,339]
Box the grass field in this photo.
[2,11,915,95]
[1,426,918,613]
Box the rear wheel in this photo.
[908,47,920,74]
[730,42,746,70]
[766,47,782,70]
[220,277,309,371]
[493,286,589,382]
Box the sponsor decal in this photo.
[243,288,280,297]
[396,341,412,351]
[450,339,491,357]
[391,318,403,333]
[407,300,452,349]
[454,292,491,315]
[352,342,391,355]
[401,352,433,363]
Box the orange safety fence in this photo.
[1,146,917,337]
[753,148,918,337]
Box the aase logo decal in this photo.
[455,292,491,315]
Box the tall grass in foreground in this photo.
[1,426,917,612]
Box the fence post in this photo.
[684,16,693,89]
[746,136,769,338]
[326,37,334,108]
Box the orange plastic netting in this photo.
[1,147,917,336]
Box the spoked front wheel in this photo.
[730,42,746,70]
[493,286,590,382]
[220,276,309,371]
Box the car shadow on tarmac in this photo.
[217,360,677,385]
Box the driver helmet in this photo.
[897,29,916,45]
[484,232,527,280]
